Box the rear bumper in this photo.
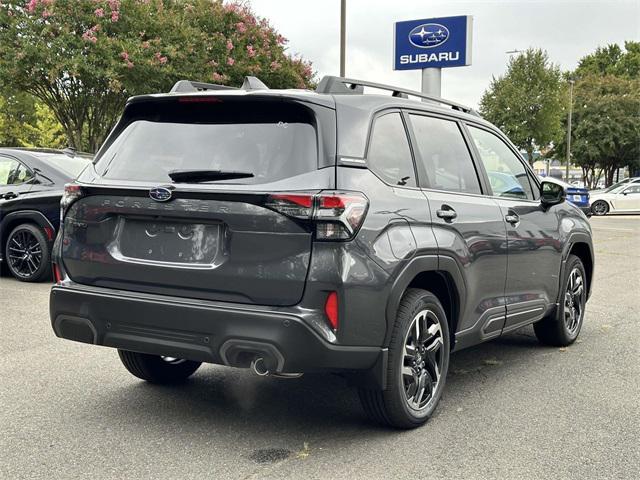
[50,283,384,379]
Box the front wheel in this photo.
[534,254,587,346]
[359,288,450,429]
[118,350,201,384]
[591,200,609,216]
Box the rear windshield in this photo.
[94,100,318,184]
[46,154,92,177]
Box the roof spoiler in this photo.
[170,76,269,93]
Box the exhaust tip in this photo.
[251,357,270,376]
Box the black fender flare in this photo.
[558,232,594,302]
[384,254,467,346]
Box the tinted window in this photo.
[410,115,481,194]
[95,102,317,185]
[46,154,92,178]
[0,158,32,185]
[468,127,534,200]
[367,113,416,187]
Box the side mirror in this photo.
[540,181,566,207]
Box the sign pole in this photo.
[421,68,441,97]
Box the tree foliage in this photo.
[556,42,640,187]
[575,41,640,79]
[0,0,315,152]
[479,48,564,165]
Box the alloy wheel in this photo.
[401,309,444,411]
[564,267,585,336]
[7,229,43,279]
[592,201,608,216]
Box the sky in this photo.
[248,0,639,108]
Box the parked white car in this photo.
[590,182,640,215]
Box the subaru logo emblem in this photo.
[409,23,449,48]
[149,186,172,202]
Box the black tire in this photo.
[4,223,52,282]
[534,254,587,347]
[117,350,201,384]
[591,200,609,216]
[358,288,450,429]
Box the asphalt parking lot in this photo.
[1,215,638,480]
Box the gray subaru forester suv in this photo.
[50,76,593,428]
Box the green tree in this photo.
[479,48,564,165]
[0,92,37,146]
[0,0,315,152]
[570,75,640,188]
[575,41,640,79]
[550,42,640,187]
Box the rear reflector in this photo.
[53,264,63,284]
[324,291,339,330]
[43,227,54,241]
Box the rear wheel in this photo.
[534,254,587,346]
[591,200,609,216]
[118,350,201,384]
[359,288,450,429]
[4,224,51,282]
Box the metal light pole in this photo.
[566,80,574,182]
[340,0,346,77]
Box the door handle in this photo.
[2,192,18,200]
[436,208,457,221]
[505,212,520,225]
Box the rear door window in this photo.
[366,112,416,187]
[468,126,535,200]
[409,114,481,194]
[95,101,318,185]
[0,157,33,185]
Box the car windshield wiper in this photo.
[167,169,254,183]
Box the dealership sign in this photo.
[394,15,473,70]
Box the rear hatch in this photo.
[61,95,335,306]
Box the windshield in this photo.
[604,179,631,193]
[45,154,91,177]
[94,101,318,185]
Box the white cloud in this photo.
[248,0,639,107]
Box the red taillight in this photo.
[53,264,63,284]
[270,194,314,208]
[177,97,223,103]
[324,291,339,330]
[265,191,368,241]
[60,183,84,222]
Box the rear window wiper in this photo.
[168,169,254,183]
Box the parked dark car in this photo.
[50,77,594,428]
[0,148,91,281]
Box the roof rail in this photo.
[170,76,269,93]
[316,76,478,115]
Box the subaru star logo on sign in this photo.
[149,186,172,202]
[394,15,473,70]
[409,23,450,48]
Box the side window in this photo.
[367,112,416,187]
[0,158,32,185]
[623,185,640,194]
[409,115,481,194]
[528,171,541,200]
[468,126,534,200]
